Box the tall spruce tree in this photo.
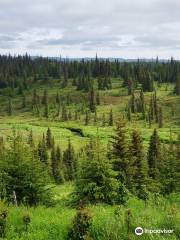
[140,89,145,119]
[108,109,113,126]
[147,129,162,181]
[75,139,122,204]
[51,145,64,184]
[46,128,53,149]
[63,139,76,181]
[111,121,129,184]
[37,134,48,164]
[27,130,34,148]
[22,94,26,108]
[158,106,163,128]
[89,86,96,112]
[7,98,12,116]
[42,89,48,105]
[129,130,148,200]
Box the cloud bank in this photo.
[0,0,179,58]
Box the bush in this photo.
[68,204,93,240]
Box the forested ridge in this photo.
[0,54,179,240]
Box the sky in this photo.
[0,0,179,59]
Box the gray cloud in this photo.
[0,0,179,58]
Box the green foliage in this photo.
[63,139,76,181]
[0,132,52,205]
[0,204,8,238]
[68,205,93,240]
[74,139,121,205]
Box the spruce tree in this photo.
[96,92,100,105]
[131,91,136,113]
[44,102,49,119]
[51,144,64,184]
[32,89,37,108]
[140,89,145,119]
[129,130,148,199]
[38,134,48,164]
[89,86,96,112]
[147,129,162,181]
[174,73,180,95]
[55,146,64,183]
[158,106,163,128]
[153,91,158,123]
[27,130,34,148]
[108,109,113,126]
[160,144,179,195]
[46,128,52,149]
[63,139,76,181]
[102,113,106,127]
[56,92,60,104]
[7,98,12,116]
[126,104,131,121]
[93,109,97,124]
[42,89,48,105]
[61,105,68,121]
[75,139,120,204]
[0,133,52,205]
[22,94,26,108]
[85,110,89,126]
[111,121,129,184]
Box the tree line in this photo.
[0,55,179,94]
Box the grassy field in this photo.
[1,183,180,240]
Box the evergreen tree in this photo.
[63,139,76,181]
[32,89,38,108]
[85,110,89,126]
[160,144,179,195]
[93,109,97,124]
[51,145,64,183]
[147,129,162,181]
[22,94,26,108]
[126,104,131,121]
[108,109,113,126]
[140,89,145,119]
[7,98,12,116]
[61,105,68,121]
[102,113,106,127]
[153,91,158,123]
[44,103,49,118]
[46,128,53,149]
[89,86,96,112]
[96,92,100,105]
[130,91,136,113]
[51,145,64,184]
[55,146,64,183]
[42,89,48,105]
[27,130,34,148]
[111,122,129,184]
[174,73,180,95]
[0,133,52,205]
[129,130,148,199]
[37,134,48,164]
[75,139,120,204]
[56,92,60,104]
[158,106,163,128]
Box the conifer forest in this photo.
[0,54,179,239]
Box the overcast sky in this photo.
[0,0,179,59]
